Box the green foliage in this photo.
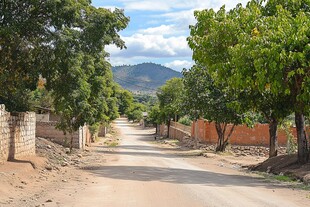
[147,104,163,126]
[89,122,100,141]
[157,78,184,125]
[0,89,33,112]
[273,174,295,182]
[188,0,309,161]
[89,123,100,135]
[182,65,242,151]
[182,65,242,125]
[117,89,134,115]
[280,120,297,154]
[30,88,54,110]
[178,116,192,126]
[0,1,129,150]
[133,94,157,108]
[126,102,145,122]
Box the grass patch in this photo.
[105,141,118,147]
[253,171,310,191]
[256,172,295,183]
[273,175,294,182]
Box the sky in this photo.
[92,0,250,72]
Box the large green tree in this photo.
[183,65,243,151]
[117,89,134,115]
[0,0,129,149]
[260,0,310,163]
[147,104,162,134]
[157,78,184,137]
[188,0,310,162]
[126,102,146,122]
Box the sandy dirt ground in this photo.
[0,118,309,207]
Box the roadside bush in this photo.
[178,116,192,126]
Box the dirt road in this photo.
[3,118,309,207]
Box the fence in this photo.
[160,119,308,147]
[0,105,36,162]
[36,122,91,149]
[191,119,299,146]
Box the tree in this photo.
[157,78,184,137]
[126,102,146,122]
[0,0,50,111]
[229,0,309,162]
[183,65,243,151]
[117,89,134,115]
[0,1,129,149]
[188,1,303,158]
[147,104,163,134]
[260,0,310,163]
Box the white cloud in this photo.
[106,34,191,58]
[159,10,196,31]
[164,60,193,72]
[119,0,250,11]
[98,6,118,11]
[107,56,142,66]
[125,1,171,11]
[101,0,252,68]
[139,25,174,35]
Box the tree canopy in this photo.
[0,0,129,148]
[188,0,309,163]
[183,65,243,151]
[156,77,184,137]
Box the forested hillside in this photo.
[112,63,182,93]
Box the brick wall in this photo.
[159,119,309,147]
[0,105,36,162]
[191,119,303,146]
[36,122,90,149]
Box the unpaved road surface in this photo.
[2,118,309,207]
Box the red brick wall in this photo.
[191,119,305,146]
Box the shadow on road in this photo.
[95,149,179,159]
[82,165,272,188]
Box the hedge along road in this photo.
[43,118,310,207]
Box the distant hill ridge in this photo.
[112,63,182,93]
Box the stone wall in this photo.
[36,122,90,149]
[0,105,36,162]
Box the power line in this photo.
[114,76,158,92]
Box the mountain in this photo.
[112,63,182,93]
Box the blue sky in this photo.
[92,0,250,72]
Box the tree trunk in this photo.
[215,123,226,152]
[269,120,278,158]
[155,123,158,134]
[167,120,170,138]
[295,112,309,164]
[215,123,235,152]
[70,132,74,153]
